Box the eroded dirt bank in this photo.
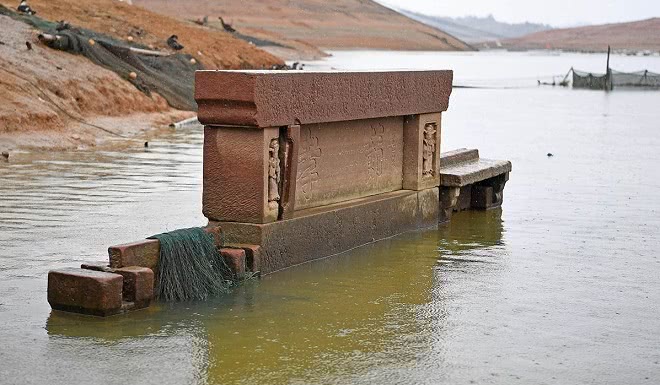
[0,0,282,151]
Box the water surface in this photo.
[1,51,660,384]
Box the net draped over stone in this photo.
[0,5,201,110]
[149,227,235,302]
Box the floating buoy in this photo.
[88,39,95,46]
[190,58,197,65]
[129,71,137,80]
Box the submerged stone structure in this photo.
[195,70,451,274]
[438,148,512,222]
[47,70,512,316]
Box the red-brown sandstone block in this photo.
[48,268,123,317]
[108,239,160,269]
[220,248,246,279]
[114,266,154,307]
[203,126,280,223]
[226,243,262,273]
[195,70,454,128]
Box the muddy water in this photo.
[1,52,660,384]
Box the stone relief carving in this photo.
[297,127,321,202]
[268,138,281,205]
[366,123,385,180]
[422,123,437,177]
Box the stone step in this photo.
[440,148,512,187]
[48,268,123,317]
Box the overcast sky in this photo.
[377,0,660,27]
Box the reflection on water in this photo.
[43,210,504,385]
[2,51,660,384]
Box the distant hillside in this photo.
[134,0,473,58]
[394,10,552,43]
[501,18,660,52]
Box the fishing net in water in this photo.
[149,227,235,302]
[0,5,202,110]
[572,68,660,89]
[611,70,660,88]
[572,69,610,90]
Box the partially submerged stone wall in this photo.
[47,70,513,317]
[196,70,452,273]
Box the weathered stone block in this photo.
[210,188,439,275]
[471,185,494,209]
[196,70,453,128]
[295,117,404,210]
[108,239,160,269]
[203,126,280,223]
[48,268,123,317]
[220,248,246,279]
[440,148,512,188]
[225,243,262,273]
[114,266,154,307]
[403,113,441,191]
[439,187,460,223]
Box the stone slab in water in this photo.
[48,268,123,317]
[440,148,512,187]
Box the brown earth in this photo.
[500,18,660,52]
[0,0,283,151]
[133,0,474,59]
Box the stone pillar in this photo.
[203,126,280,223]
[403,113,441,191]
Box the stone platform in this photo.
[439,148,512,222]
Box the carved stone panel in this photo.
[403,113,442,191]
[295,116,404,210]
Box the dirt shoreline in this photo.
[0,0,284,152]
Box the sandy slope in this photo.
[134,0,473,58]
[501,18,660,52]
[0,0,282,151]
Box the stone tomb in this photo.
[196,70,453,273]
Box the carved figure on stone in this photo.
[268,139,281,203]
[422,123,437,176]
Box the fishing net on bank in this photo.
[0,5,202,110]
[149,227,235,302]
